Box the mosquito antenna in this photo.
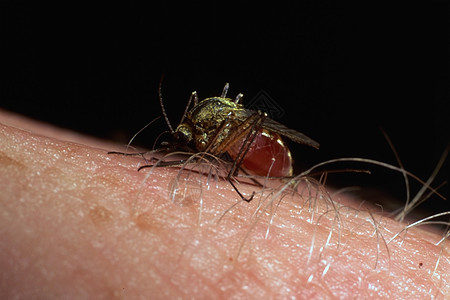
[221,83,229,97]
[158,76,175,133]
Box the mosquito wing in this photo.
[235,108,320,149]
[262,117,320,149]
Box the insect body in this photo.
[171,84,319,179]
[110,83,319,202]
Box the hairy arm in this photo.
[0,109,448,299]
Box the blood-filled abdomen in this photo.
[228,129,293,177]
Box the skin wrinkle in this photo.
[0,112,448,298]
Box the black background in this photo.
[1,2,448,217]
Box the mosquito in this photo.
[109,82,320,202]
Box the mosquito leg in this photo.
[108,146,172,157]
[193,91,199,106]
[107,151,150,156]
[228,177,255,202]
[240,168,265,188]
[224,111,267,202]
[179,91,198,125]
[234,93,244,104]
[227,111,267,178]
[221,83,229,97]
[200,110,266,202]
[108,146,177,167]
[137,159,189,171]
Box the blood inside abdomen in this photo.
[227,129,293,177]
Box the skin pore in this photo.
[0,109,448,299]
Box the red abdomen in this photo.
[228,129,293,177]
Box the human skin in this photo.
[0,109,448,299]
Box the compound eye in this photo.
[175,124,193,143]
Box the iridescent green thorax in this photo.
[176,97,245,152]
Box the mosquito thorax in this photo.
[189,97,242,122]
[178,97,244,152]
